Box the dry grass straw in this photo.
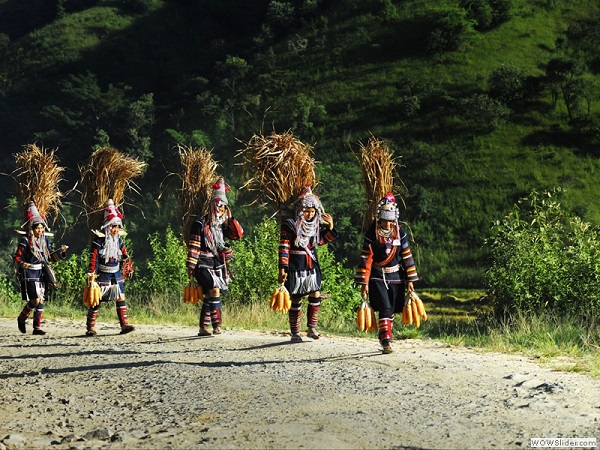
[177,145,219,244]
[358,135,404,231]
[12,143,65,226]
[80,147,146,230]
[236,130,317,212]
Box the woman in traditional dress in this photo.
[278,185,338,342]
[14,202,67,335]
[85,199,135,336]
[355,193,418,354]
[186,179,243,336]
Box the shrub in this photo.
[485,189,600,320]
[49,249,88,306]
[460,0,493,31]
[316,244,362,325]
[453,93,510,131]
[145,226,188,295]
[0,274,20,304]
[488,63,527,106]
[227,217,279,304]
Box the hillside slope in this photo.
[1,0,599,287]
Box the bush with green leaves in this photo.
[315,242,363,325]
[49,249,89,306]
[227,217,279,304]
[144,226,188,295]
[488,63,527,106]
[485,189,600,320]
[0,274,20,304]
[126,226,188,306]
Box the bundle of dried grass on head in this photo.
[358,134,404,231]
[12,143,65,230]
[79,147,146,233]
[177,144,219,244]
[236,130,317,217]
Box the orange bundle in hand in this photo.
[183,280,203,304]
[83,274,102,308]
[402,291,427,328]
[269,284,291,314]
[356,300,377,332]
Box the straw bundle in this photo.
[236,130,317,213]
[358,135,403,231]
[12,143,65,227]
[177,144,219,244]
[80,147,146,230]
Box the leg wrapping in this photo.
[116,301,129,327]
[17,304,34,333]
[209,297,222,327]
[378,317,393,342]
[289,296,303,334]
[200,299,211,328]
[307,297,321,329]
[33,304,44,330]
[87,305,100,331]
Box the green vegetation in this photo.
[1,0,599,375]
[1,0,600,287]
[486,188,600,319]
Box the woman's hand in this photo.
[321,212,334,229]
[278,268,287,285]
[361,284,369,297]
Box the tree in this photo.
[460,0,493,31]
[40,71,130,146]
[40,71,155,160]
[426,7,474,62]
[453,93,510,131]
[545,57,586,121]
[266,1,295,32]
[214,56,259,133]
[488,63,527,106]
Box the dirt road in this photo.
[0,317,598,449]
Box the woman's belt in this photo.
[99,264,120,273]
[372,264,400,274]
[27,263,43,270]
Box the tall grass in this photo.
[426,308,600,377]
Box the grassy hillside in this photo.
[1,0,600,288]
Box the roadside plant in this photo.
[485,189,600,321]
[144,226,188,296]
[227,217,279,304]
[50,249,88,306]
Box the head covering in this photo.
[291,185,323,249]
[211,178,229,207]
[377,193,399,221]
[25,202,47,231]
[294,185,323,214]
[102,199,123,229]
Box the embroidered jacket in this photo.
[186,216,243,271]
[89,236,132,284]
[14,235,65,282]
[355,222,418,285]
[278,218,338,272]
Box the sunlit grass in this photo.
[1,289,598,377]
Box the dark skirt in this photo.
[368,279,407,314]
